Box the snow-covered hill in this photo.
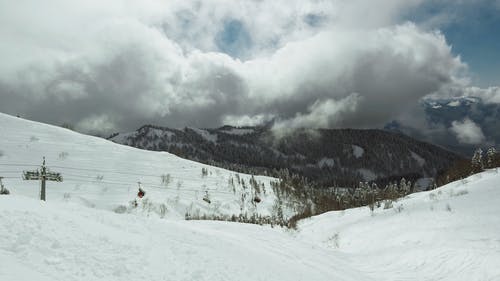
[1,112,500,281]
[0,113,281,219]
[299,169,500,281]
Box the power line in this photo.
[0,163,40,167]
[62,177,235,194]
[0,162,262,195]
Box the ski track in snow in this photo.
[1,113,500,281]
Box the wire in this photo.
[62,177,234,194]
[0,162,262,196]
[0,163,39,167]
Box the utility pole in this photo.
[23,157,63,201]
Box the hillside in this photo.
[109,125,463,188]
[298,169,500,280]
[1,112,499,281]
[0,126,500,281]
[0,113,284,220]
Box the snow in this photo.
[415,177,433,190]
[357,168,377,181]
[0,196,369,281]
[188,127,218,143]
[317,157,335,168]
[1,112,500,281]
[410,150,426,167]
[299,169,500,281]
[109,131,135,143]
[447,100,461,107]
[0,113,277,219]
[220,128,255,135]
[351,145,364,158]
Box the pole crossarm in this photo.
[22,157,63,201]
[23,170,41,180]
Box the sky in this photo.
[0,0,499,137]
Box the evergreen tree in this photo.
[471,148,484,173]
[486,147,497,169]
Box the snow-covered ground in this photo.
[299,169,500,281]
[0,196,370,281]
[0,113,279,219]
[1,113,500,281]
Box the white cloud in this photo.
[450,118,486,144]
[464,87,500,104]
[0,0,487,134]
[76,114,117,135]
[222,114,275,127]
[271,93,361,135]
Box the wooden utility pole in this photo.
[23,157,63,201]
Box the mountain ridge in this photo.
[109,125,464,189]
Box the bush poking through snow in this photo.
[0,179,9,195]
[201,168,208,177]
[395,204,404,213]
[114,205,128,214]
[0,187,9,195]
[161,174,171,187]
[58,151,69,160]
[327,233,340,248]
[185,212,288,228]
[449,189,468,197]
[429,193,438,201]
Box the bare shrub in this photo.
[327,233,340,248]
[450,189,468,197]
[429,193,438,201]
[395,204,404,213]
[58,152,69,160]
[114,205,128,214]
[161,174,171,186]
[446,204,452,212]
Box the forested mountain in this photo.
[109,125,463,188]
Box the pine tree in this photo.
[486,147,497,169]
[471,148,484,173]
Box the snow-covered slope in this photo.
[0,113,279,219]
[299,169,500,281]
[0,196,370,281]
[1,112,500,281]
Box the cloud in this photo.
[464,87,500,104]
[76,114,116,136]
[429,84,500,104]
[271,93,361,135]
[0,0,486,135]
[450,118,486,144]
